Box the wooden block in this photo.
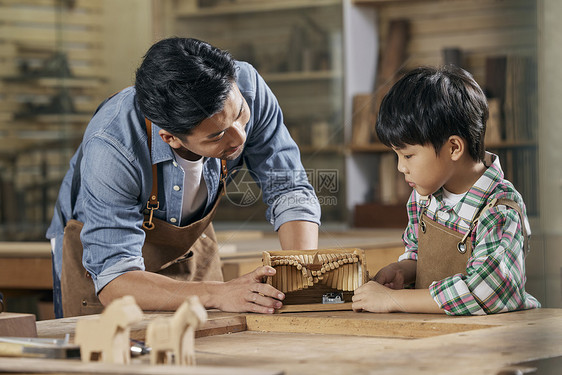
[371,18,410,132]
[0,313,37,337]
[351,94,375,146]
[486,98,503,145]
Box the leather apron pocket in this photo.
[61,219,104,317]
[415,213,472,289]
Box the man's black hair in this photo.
[135,37,237,135]
[375,65,489,162]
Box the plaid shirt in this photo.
[398,152,541,315]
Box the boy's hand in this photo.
[352,281,402,313]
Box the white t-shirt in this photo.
[442,187,466,207]
[173,151,208,225]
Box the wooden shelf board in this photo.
[263,70,342,83]
[353,0,432,5]
[349,140,538,153]
[299,145,345,154]
[177,0,341,17]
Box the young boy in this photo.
[352,65,540,315]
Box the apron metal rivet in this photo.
[457,243,467,254]
[420,221,426,233]
[81,300,87,306]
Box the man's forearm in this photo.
[98,270,221,310]
[278,220,318,250]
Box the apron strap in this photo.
[459,197,529,254]
[141,119,229,229]
[142,118,159,230]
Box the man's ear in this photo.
[448,135,465,161]
[159,129,182,149]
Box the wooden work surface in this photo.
[0,229,404,290]
[17,308,561,375]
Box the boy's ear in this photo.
[447,135,464,161]
[159,129,182,149]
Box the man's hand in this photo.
[373,260,416,289]
[352,281,402,313]
[212,266,285,314]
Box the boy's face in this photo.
[392,143,455,197]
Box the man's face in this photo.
[160,83,250,161]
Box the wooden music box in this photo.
[262,248,368,312]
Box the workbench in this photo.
[0,229,404,289]
[1,308,560,375]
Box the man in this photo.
[47,37,320,318]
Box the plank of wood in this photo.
[195,315,247,338]
[245,312,495,338]
[0,357,282,375]
[276,302,352,313]
[0,313,37,337]
[36,311,247,341]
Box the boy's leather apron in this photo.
[415,197,527,289]
[60,119,226,317]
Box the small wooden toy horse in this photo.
[74,295,143,363]
[146,296,208,366]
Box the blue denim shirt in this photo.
[47,62,321,316]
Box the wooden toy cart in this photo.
[262,248,368,312]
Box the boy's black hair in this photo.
[375,65,488,162]
[135,37,237,136]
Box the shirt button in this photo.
[173,161,178,167]
[173,185,180,191]
[170,218,177,223]
[201,233,207,239]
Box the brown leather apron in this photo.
[61,119,226,317]
[415,197,527,289]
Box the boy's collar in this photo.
[418,152,504,226]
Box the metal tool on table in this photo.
[0,335,80,359]
[0,333,151,360]
[129,339,151,357]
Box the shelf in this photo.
[299,145,345,154]
[349,140,538,153]
[349,143,390,153]
[486,140,537,149]
[177,0,341,17]
[353,0,431,5]
[263,70,342,83]
[3,76,103,89]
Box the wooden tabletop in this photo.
[15,308,560,375]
